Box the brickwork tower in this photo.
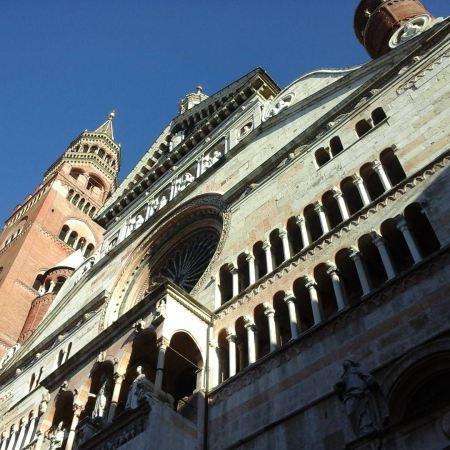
[355,0,435,58]
[0,113,120,354]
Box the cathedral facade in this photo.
[0,1,449,449]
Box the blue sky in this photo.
[0,0,447,224]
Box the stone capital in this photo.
[369,230,384,245]
[295,215,305,226]
[326,263,339,276]
[262,240,271,250]
[313,202,324,213]
[243,316,256,330]
[304,276,317,290]
[227,262,237,273]
[351,174,363,184]
[370,159,382,171]
[156,336,170,349]
[278,229,288,238]
[349,247,361,260]
[225,329,237,343]
[73,401,84,416]
[395,216,408,231]
[283,290,296,303]
[263,302,275,316]
[245,252,254,262]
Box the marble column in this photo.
[244,317,257,364]
[22,412,37,448]
[371,232,396,279]
[296,215,310,248]
[107,372,125,423]
[13,419,26,450]
[65,402,82,450]
[262,241,274,273]
[372,160,392,191]
[397,217,422,264]
[263,303,278,351]
[0,433,6,450]
[352,175,371,206]
[279,230,291,260]
[155,338,169,390]
[226,331,237,377]
[326,265,347,310]
[333,189,350,220]
[230,266,239,297]
[283,292,299,339]
[6,425,17,450]
[305,278,322,325]
[349,248,371,295]
[314,203,329,234]
[246,253,256,285]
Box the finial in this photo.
[108,110,116,121]
[196,85,203,94]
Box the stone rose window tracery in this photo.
[153,229,220,292]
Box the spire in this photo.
[94,110,116,140]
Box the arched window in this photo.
[83,202,91,214]
[78,198,85,210]
[273,291,291,345]
[360,163,385,201]
[98,148,105,158]
[322,190,343,229]
[380,148,406,186]
[358,234,388,289]
[372,107,387,125]
[335,248,363,305]
[252,241,267,280]
[76,237,86,251]
[404,203,440,257]
[217,329,229,383]
[340,177,364,215]
[89,207,96,217]
[380,219,414,273]
[293,278,314,331]
[67,231,78,248]
[314,263,339,319]
[84,243,95,257]
[330,136,344,157]
[269,229,284,267]
[59,225,70,241]
[235,317,248,372]
[254,304,271,358]
[53,277,66,295]
[51,388,74,443]
[219,264,233,304]
[304,204,322,243]
[66,189,74,201]
[286,217,303,255]
[69,168,83,180]
[84,361,114,420]
[86,175,105,193]
[163,332,203,412]
[315,147,331,167]
[237,253,250,292]
[355,119,372,138]
[71,194,80,206]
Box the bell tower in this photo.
[0,113,120,354]
[354,0,436,58]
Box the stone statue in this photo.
[125,366,154,410]
[0,344,20,369]
[92,378,110,419]
[49,422,67,450]
[334,360,388,436]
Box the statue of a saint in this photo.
[49,422,67,450]
[334,360,388,436]
[125,366,154,410]
[92,378,111,420]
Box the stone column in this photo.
[326,265,347,311]
[6,425,17,450]
[226,331,237,377]
[244,317,257,364]
[246,253,256,285]
[65,402,82,450]
[22,412,37,448]
[196,159,202,178]
[349,247,371,295]
[283,292,299,339]
[213,276,221,309]
[279,230,291,260]
[371,232,396,279]
[0,433,6,450]
[230,265,239,297]
[14,419,26,450]
[155,337,169,391]
[263,303,278,351]
[352,175,371,206]
[48,281,56,294]
[372,160,392,191]
[305,278,322,325]
[262,241,273,273]
[296,215,310,248]
[314,203,329,234]
[333,189,350,220]
[107,372,125,423]
[396,217,422,264]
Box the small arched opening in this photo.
[51,388,74,442]
[340,177,364,215]
[292,278,314,331]
[304,204,322,243]
[380,148,406,186]
[286,217,303,255]
[59,225,70,241]
[372,107,387,126]
[380,219,414,273]
[322,190,343,229]
[360,163,385,201]
[163,332,203,414]
[330,136,344,157]
[237,253,250,292]
[235,317,248,372]
[67,231,78,248]
[84,243,95,257]
[252,241,267,280]
[254,304,270,359]
[315,147,331,167]
[355,119,372,138]
[269,229,285,267]
[217,329,229,383]
[404,203,440,257]
[273,291,291,346]
[314,264,338,319]
[219,264,233,304]
[335,248,362,306]
[358,234,387,289]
